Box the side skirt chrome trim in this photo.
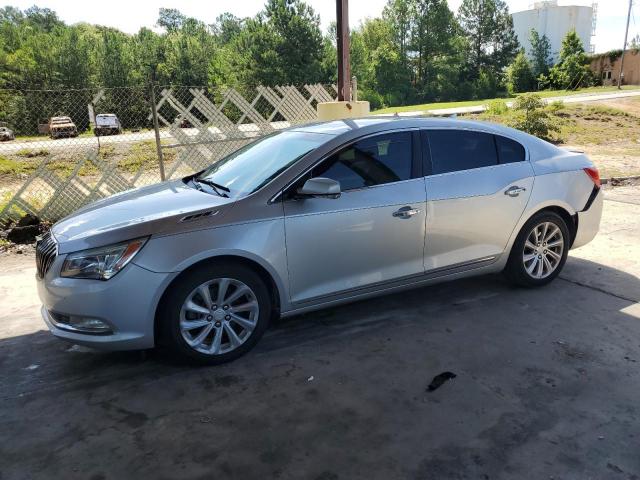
[282,255,498,317]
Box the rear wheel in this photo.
[160,262,271,364]
[504,211,570,287]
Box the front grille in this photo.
[36,231,57,278]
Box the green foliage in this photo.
[485,99,508,115]
[457,0,519,82]
[507,93,559,140]
[548,30,594,90]
[528,29,552,78]
[0,155,36,175]
[547,100,564,113]
[506,50,535,94]
[0,0,594,116]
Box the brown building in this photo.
[590,50,640,86]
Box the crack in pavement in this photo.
[559,276,638,303]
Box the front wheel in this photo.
[504,211,570,287]
[159,262,271,364]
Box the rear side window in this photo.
[312,132,412,191]
[427,130,498,174]
[495,135,525,164]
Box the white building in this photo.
[511,1,596,63]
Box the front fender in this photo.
[132,219,290,311]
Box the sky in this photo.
[2,0,638,53]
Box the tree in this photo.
[548,29,593,89]
[350,17,411,108]
[212,13,244,45]
[157,8,187,33]
[629,34,639,50]
[528,28,552,78]
[409,0,458,97]
[230,0,325,86]
[457,0,519,79]
[506,50,535,93]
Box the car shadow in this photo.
[0,256,638,402]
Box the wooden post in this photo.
[336,0,351,102]
[149,82,166,182]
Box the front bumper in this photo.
[572,188,603,249]
[37,259,173,351]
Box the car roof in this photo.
[289,116,526,136]
[288,116,562,161]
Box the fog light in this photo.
[49,311,112,334]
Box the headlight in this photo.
[61,238,147,280]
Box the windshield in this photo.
[197,131,329,196]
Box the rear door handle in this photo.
[504,186,526,197]
[393,206,420,219]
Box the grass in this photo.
[0,156,37,176]
[118,140,175,174]
[374,86,640,114]
[463,100,640,178]
[468,102,640,145]
[16,148,49,158]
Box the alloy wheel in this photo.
[522,221,564,279]
[179,278,259,355]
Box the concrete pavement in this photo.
[0,185,639,479]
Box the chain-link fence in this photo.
[0,83,337,225]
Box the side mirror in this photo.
[297,177,341,199]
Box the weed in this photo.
[16,148,49,158]
[485,99,508,115]
[0,156,37,176]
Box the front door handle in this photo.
[393,206,420,219]
[504,186,526,197]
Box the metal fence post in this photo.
[149,83,166,181]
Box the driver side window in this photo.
[311,132,413,191]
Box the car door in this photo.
[283,130,427,304]
[422,129,534,271]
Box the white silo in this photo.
[511,1,596,63]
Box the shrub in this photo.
[507,93,559,140]
[547,100,565,113]
[506,51,535,94]
[485,99,508,115]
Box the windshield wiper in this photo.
[195,178,230,197]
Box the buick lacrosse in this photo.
[36,117,602,363]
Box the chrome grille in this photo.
[36,231,57,278]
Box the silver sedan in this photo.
[36,117,603,363]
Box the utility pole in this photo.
[336,0,351,101]
[618,0,633,89]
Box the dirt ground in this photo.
[0,183,639,479]
[560,97,640,178]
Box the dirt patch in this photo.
[590,96,640,116]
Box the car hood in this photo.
[52,179,236,254]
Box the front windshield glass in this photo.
[197,131,329,196]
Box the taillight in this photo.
[583,167,601,188]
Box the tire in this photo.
[159,262,271,364]
[504,211,570,287]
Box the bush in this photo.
[506,51,535,94]
[507,93,559,140]
[547,100,565,113]
[485,99,508,115]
